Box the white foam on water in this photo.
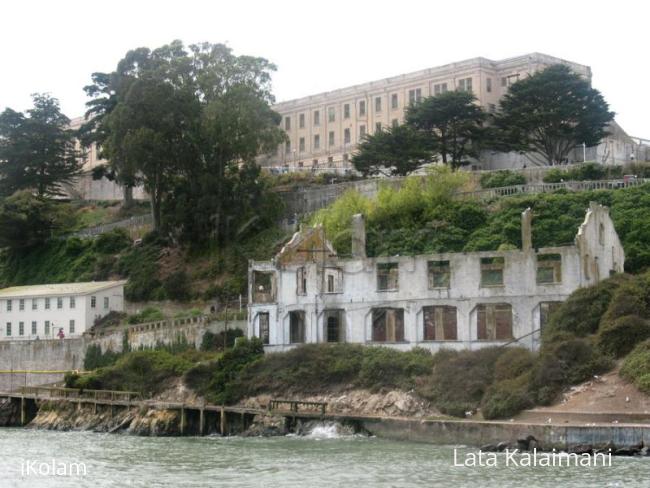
[306,423,341,439]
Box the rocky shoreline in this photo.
[479,435,650,457]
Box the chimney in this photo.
[351,214,366,259]
[521,208,532,251]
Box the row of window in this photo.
[2,296,109,312]
[5,319,75,337]
[290,254,562,297]
[282,81,478,131]
[257,301,561,345]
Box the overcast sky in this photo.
[1,0,648,137]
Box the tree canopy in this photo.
[494,64,614,165]
[82,40,286,241]
[0,94,82,197]
[351,124,434,176]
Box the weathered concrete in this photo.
[250,203,624,352]
[360,417,650,450]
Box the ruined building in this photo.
[247,203,624,352]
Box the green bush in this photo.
[529,338,613,405]
[481,373,533,420]
[597,315,650,358]
[621,340,650,393]
[542,163,609,183]
[480,170,526,189]
[600,274,650,325]
[543,275,628,339]
[127,307,165,325]
[200,329,244,351]
[417,347,506,417]
[357,347,434,391]
[493,347,535,381]
[83,344,123,370]
[93,228,131,254]
[163,270,191,301]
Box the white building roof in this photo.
[0,281,127,299]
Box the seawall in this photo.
[360,417,650,450]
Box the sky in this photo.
[1,0,648,137]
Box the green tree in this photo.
[0,94,82,197]
[351,124,434,176]
[405,90,486,170]
[494,64,614,165]
[0,191,73,249]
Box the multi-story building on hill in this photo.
[247,203,624,352]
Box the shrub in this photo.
[481,373,533,419]
[163,270,191,302]
[93,228,131,254]
[597,315,650,358]
[200,329,244,351]
[543,275,628,339]
[83,344,122,370]
[357,347,434,391]
[600,274,650,325]
[493,347,535,381]
[127,307,165,325]
[621,340,650,393]
[530,338,613,405]
[480,170,526,189]
[417,347,506,417]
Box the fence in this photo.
[72,214,153,238]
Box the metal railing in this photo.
[18,386,142,402]
[269,399,328,415]
[71,214,152,238]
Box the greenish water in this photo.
[0,428,648,487]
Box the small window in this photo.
[70,297,75,309]
[408,88,422,104]
[312,159,318,167]
[377,263,399,291]
[343,153,349,162]
[91,296,97,308]
[69,319,75,334]
[259,313,270,345]
[314,134,320,150]
[391,93,398,109]
[537,254,562,284]
[488,103,496,113]
[45,320,50,335]
[328,107,335,123]
[104,297,109,309]
[428,261,450,288]
[477,303,512,340]
[328,156,334,164]
[343,103,350,119]
[6,322,11,336]
[325,310,344,343]
[486,78,492,93]
[391,119,398,128]
[289,311,305,344]
[253,271,276,303]
[599,223,605,246]
[285,141,291,154]
[299,137,305,152]
[434,83,448,95]
[18,321,24,336]
[372,308,404,342]
[32,299,37,310]
[31,321,37,335]
[57,297,63,309]
[359,100,366,116]
[44,298,50,310]
[458,77,472,92]
[375,96,382,112]
[344,128,351,144]
[314,110,320,126]
[297,267,307,296]
[480,257,504,287]
[328,131,335,147]
[501,77,507,87]
[359,125,366,138]
[423,306,457,340]
[375,122,382,133]
[539,302,561,330]
[284,116,291,131]
[299,113,305,128]
[324,268,343,293]
[19,299,24,311]
[6,300,12,312]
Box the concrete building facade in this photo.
[248,203,624,352]
[260,53,593,171]
[0,281,126,341]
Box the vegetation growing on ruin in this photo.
[479,170,526,188]
[312,173,650,272]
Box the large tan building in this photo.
[259,53,592,171]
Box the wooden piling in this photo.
[199,408,205,436]
[20,397,25,426]
[180,406,186,435]
[220,405,226,435]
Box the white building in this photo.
[0,281,126,340]
[248,203,624,352]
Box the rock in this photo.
[614,448,636,456]
[517,435,538,451]
[242,414,287,437]
[480,444,499,452]
[639,446,650,456]
[568,444,593,455]
[497,442,509,452]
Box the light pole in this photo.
[582,142,586,163]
